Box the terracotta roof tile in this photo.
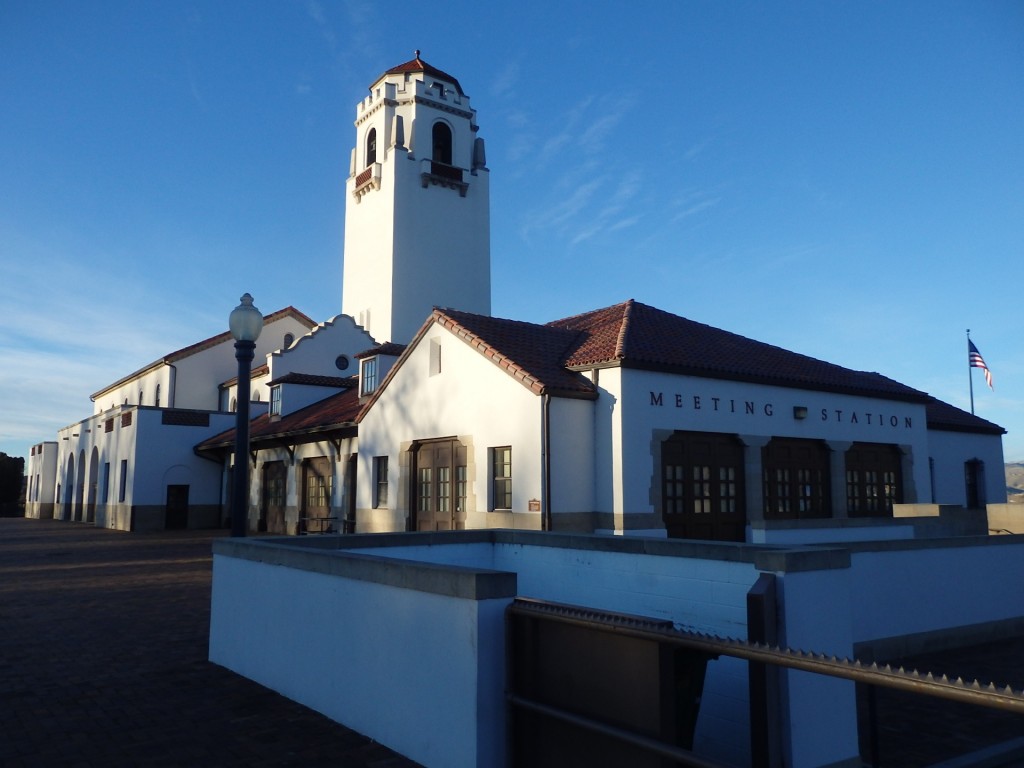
[434,309,597,398]
[380,52,465,95]
[925,398,1006,435]
[548,300,930,402]
[198,385,361,451]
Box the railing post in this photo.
[748,573,783,768]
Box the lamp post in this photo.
[229,293,263,537]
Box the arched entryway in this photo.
[63,454,75,521]
[74,449,86,521]
[86,447,100,523]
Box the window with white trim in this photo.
[361,357,378,396]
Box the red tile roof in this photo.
[433,308,598,399]
[197,385,361,451]
[548,300,931,402]
[925,398,1006,435]
[378,51,466,96]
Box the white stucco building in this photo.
[27,52,1008,541]
[22,50,1022,768]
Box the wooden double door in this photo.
[662,432,746,542]
[413,439,468,531]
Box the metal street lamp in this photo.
[228,293,263,537]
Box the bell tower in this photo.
[341,52,491,344]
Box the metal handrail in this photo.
[508,598,1024,714]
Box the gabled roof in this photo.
[92,307,316,400]
[197,381,360,451]
[548,300,931,403]
[378,51,465,95]
[925,398,1006,435]
[433,309,598,398]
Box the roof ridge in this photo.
[615,299,635,360]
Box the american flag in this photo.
[968,340,993,389]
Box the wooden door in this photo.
[414,440,468,531]
[261,461,287,534]
[662,432,746,542]
[302,457,333,533]
[165,484,189,530]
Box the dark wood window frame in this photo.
[492,446,512,511]
[762,438,831,521]
[845,442,903,517]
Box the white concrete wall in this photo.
[209,548,511,768]
[849,539,1024,645]
[343,537,760,766]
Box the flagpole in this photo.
[967,329,975,415]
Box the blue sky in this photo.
[1,1,1022,464]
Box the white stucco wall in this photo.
[267,314,375,383]
[342,70,489,346]
[927,428,1007,506]
[51,406,234,528]
[90,314,313,414]
[357,320,546,526]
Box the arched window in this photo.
[432,122,452,165]
[284,333,294,349]
[138,390,143,405]
[230,397,237,413]
[155,384,161,407]
[253,390,261,403]
[366,128,377,166]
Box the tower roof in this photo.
[378,51,465,96]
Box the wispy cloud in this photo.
[492,60,521,98]
[513,94,638,248]
[0,230,224,458]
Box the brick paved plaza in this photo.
[0,518,420,767]
[2,517,1023,767]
